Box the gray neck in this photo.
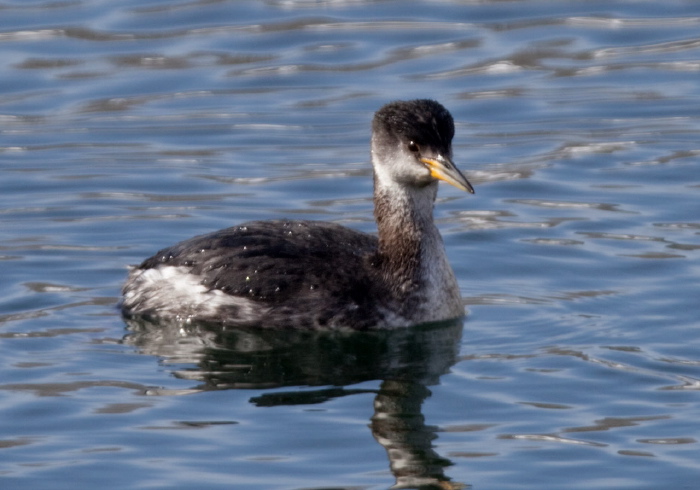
[372,169,463,322]
[373,176,442,294]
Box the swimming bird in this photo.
[121,99,474,329]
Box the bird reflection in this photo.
[124,318,467,489]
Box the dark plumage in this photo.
[122,99,474,329]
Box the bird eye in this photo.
[408,141,420,153]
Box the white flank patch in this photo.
[123,265,264,321]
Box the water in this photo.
[2,0,700,488]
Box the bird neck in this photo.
[373,177,441,290]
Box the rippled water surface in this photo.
[2,1,700,488]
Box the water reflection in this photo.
[124,318,466,489]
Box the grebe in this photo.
[122,99,474,329]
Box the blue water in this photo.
[2,1,700,488]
